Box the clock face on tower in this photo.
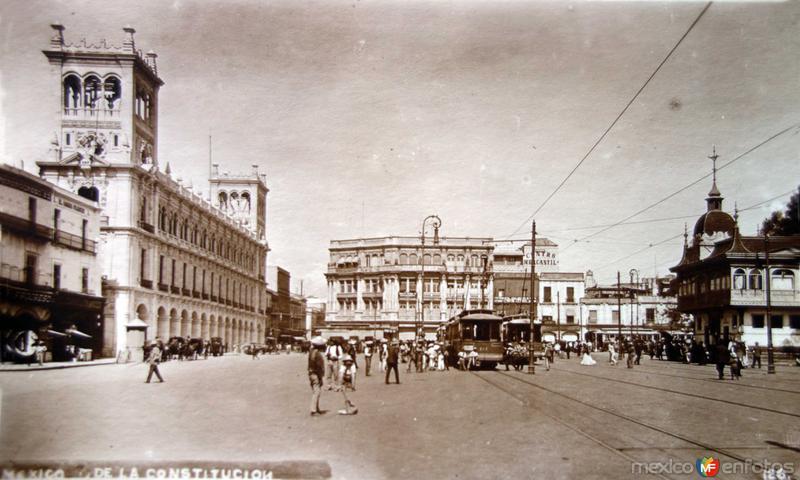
[76,132,108,165]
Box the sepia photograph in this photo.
[0,0,799,478]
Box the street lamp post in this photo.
[764,232,775,374]
[418,215,441,343]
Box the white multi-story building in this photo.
[324,235,494,339]
[0,164,104,362]
[492,241,586,343]
[580,270,680,345]
[36,24,270,360]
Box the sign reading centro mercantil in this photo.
[521,245,559,272]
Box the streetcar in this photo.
[443,309,504,369]
[501,314,544,366]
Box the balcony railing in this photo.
[192,290,201,299]
[158,283,169,292]
[140,279,153,289]
[53,230,97,254]
[182,288,191,297]
[202,293,209,300]
[170,285,180,295]
[137,221,155,234]
[63,106,121,120]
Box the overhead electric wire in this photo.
[503,1,713,240]
[571,190,795,270]
[573,122,800,245]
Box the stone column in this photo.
[440,274,447,321]
[356,277,365,312]
[416,274,423,320]
[465,275,472,310]
[487,275,494,310]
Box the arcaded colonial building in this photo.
[324,236,494,339]
[36,25,269,359]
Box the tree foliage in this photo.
[761,186,800,236]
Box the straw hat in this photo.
[311,336,326,347]
[341,354,353,363]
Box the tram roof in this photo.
[458,312,503,321]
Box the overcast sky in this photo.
[2,0,799,297]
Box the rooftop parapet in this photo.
[46,23,160,79]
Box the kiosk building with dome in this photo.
[670,150,800,350]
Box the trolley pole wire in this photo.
[574,121,800,245]
[504,1,713,240]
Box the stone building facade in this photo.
[324,236,494,340]
[0,164,104,362]
[36,25,269,359]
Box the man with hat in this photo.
[145,338,164,383]
[337,354,358,415]
[308,336,327,416]
[385,340,400,384]
[363,340,373,376]
[324,338,343,389]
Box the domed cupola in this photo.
[692,147,735,258]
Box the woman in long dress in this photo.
[580,344,597,366]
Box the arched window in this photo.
[433,254,442,265]
[447,254,454,262]
[410,253,418,265]
[103,76,122,110]
[158,207,166,231]
[240,192,251,212]
[400,253,408,265]
[218,192,228,210]
[77,186,99,202]
[63,74,82,111]
[771,269,794,290]
[84,75,101,110]
[733,268,746,290]
[423,254,431,265]
[140,196,147,223]
[748,269,763,290]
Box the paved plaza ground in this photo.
[1,353,798,479]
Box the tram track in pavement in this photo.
[471,370,753,480]
[470,371,675,480]
[640,360,800,383]
[545,365,800,419]
[565,362,800,395]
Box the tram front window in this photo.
[463,322,500,341]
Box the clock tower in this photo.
[38,24,163,213]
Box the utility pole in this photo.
[765,232,775,374]
[556,290,561,343]
[617,271,622,342]
[528,220,537,374]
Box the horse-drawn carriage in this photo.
[209,337,224,356]
[165,337,205,360]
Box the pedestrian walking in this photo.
[337,354,358,415]
[609,343,618,366]
[730,351,742,380]
[715,342,730,380]
[543,343,553,371]
[145,339,164,383]
[363,341,373,376]
[308,336,327,416]
[751,342,762,369]
[385,340,400,384]
[626,341,634,369]
[324,339,342,389]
